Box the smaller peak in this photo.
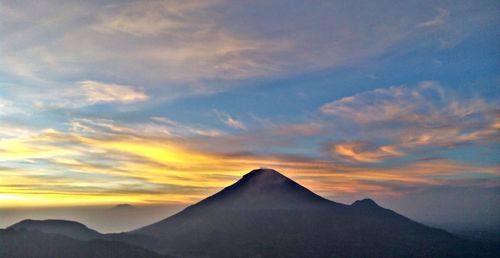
[352,198,379,208]
[113,203,135,209]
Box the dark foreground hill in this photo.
[134,168,499,258]
[0,229,167,258]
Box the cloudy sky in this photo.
[0,0,499,228]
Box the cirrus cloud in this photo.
[416,8,450,28]
[77,80,148,104]
[214,109,247,130]
[329,141,405,163]
[321,81,499,162]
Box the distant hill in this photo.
[8,219,101,241]
[113,204,136,210]
[0,229,167,258]
[134,168,500,258]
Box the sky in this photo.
[0,0,499,230]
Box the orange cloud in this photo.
[330,141,405,163]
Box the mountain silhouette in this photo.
[2,169,498,257]
[135,168,499,258]
[183,168,339,208]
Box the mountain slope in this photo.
[0,229,167,258]
[134,168,499,258]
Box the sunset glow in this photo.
[0,0,498,224]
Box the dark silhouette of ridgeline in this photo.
[3,169,499,258]
[0,228,167,258]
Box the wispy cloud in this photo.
[321,81,493,128]
[69,117,222,138]
[321,81,454,124]
[2,1,484,98]
[417,8,450,28]
[0,98,22,116]
[149,116,222,137]
[321,81,498,161]
[77,80,148,104]
[271,122,325,136]
[93,0,217,36]
[214,109,247,130]
[330,141,405,163]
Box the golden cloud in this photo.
[330,141,405,163]
[0,116,497,208]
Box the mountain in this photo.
[0,229,167,258]
[8,219,101,241]
[134,168,499,258]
